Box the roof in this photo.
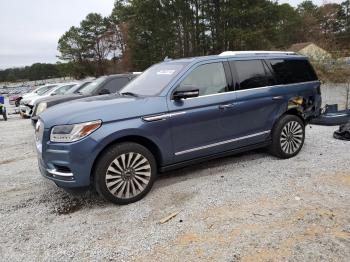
[289,42,314,52]
[219,51,296,56]
[165,51,306,65]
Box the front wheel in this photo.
[93,142,157,205]
[270,115,305,159]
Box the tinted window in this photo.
[178,62,227,96]
[267,59,318,84]
[233,60,271,90]
[102,78,130,93]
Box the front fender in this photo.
[90,117,173,167]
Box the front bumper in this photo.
[19,104,33,117]
[36,126,99,188]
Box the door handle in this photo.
[272,96,284,101]
[219,103,235,110]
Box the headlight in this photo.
[36,102,47,115]
[50,120,102,143]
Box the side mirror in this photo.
[173,88,199,100]
[99,89,110,95]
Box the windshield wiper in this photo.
[120,92,138,97]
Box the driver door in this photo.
[168,61,237,162]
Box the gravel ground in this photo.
[0,103,349,261]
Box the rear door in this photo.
[228,59,281,140]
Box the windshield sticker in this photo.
[156,70,176,75]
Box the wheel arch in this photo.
[283,107,306,125]
[91,135,163,182]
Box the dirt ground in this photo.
[0,106,349,261]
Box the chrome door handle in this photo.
[219,103,235,110]
[272,96,284,101]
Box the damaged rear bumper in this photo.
[310,104,350,126]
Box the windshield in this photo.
[66,81,91,94]
[78,77,107,95]
[52,84,76,95]
[120,63,187,96]
[36,85,57,95]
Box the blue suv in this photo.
[35,51,321,204]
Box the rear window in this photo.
[266,59,318,85]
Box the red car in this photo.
[9,94,21,107]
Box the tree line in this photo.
[0,63,73,83]
[58,0,350,78]
[2,0,350,82]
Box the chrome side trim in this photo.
[143,111,186,122]
[323,113,348,118]
[47,169,74,177]
[175,130,271,156]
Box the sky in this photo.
[0,0,345,69]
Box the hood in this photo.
[35,94,86,107]
[40,94,167,127]
[22,93,38,101]
[28,94,51,106]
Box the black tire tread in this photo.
[93,142,157,205]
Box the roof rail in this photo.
[219,51,296,56]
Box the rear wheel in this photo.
[270,115,305,159]
[93,142,157,205]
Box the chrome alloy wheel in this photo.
[280,121,304,154]
[105,153,151,199]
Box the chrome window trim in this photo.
[171,80,320,101]
[175,130,271,156]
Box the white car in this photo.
[21,84,58,101]
[20,82,78,118]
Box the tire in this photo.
[270,114,305,159]
[3,111,7,121]
[93,142,157,205]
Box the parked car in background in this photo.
[9,92,21,106]
[15,84,55,106]
[31,80,93,122]
[31,74,139,125]
[35,51,322,204]
[20,82,78,118]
